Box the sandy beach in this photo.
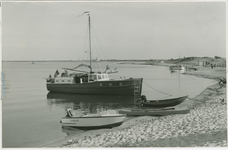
[45,66,227,147]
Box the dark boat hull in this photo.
[141,95,188,107]
[47,78,143,95]
[119,107,190,116]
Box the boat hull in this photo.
[170,66,185,72]
[169,66,185,70]
[119,108,190,116]
[47,78,143,95]
[60,114,126,128]
[141,95,188,107]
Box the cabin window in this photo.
[88,75,92,81]
[98,75,102,80]
[105,75,108,79]
[62,80,64,82]
[102,75,105,79]
[94,75,97,80]
[68,80,70,82]
[89,74,97,81]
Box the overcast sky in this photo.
[2,1,226,61]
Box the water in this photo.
[2,61,216,147]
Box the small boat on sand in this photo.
[137,95,188,107]
[60,109,126,129]
[118,107,190,116]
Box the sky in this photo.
[2,1,226,61]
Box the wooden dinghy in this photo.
[60,109,126,129]
[138,95,188,107]
[118,107,190,116]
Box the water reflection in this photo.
[47,92,139,113]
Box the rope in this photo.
[91,26,103,72]
[143,81,172,96]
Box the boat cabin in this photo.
[54,77,75,84]
[88,73,109,82]
[52,73,110,84]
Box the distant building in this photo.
[197,61,210,66]
[198,61,203,66]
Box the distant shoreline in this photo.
[3,56,226,68]
[2,56,226,62]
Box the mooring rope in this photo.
[143,81,172,96]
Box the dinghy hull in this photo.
[61,114,126,128]
[119,108,190,116]
[141,95,188,107]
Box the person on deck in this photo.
[64,70,68,77]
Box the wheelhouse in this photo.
[88,73,109,82]
[48,72,110,84]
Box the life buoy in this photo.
[109,83,112,86]
[99,83,102,86]
[119,82,122,86]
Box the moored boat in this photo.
[47,76,143,95]
[46,11,143,95]
[138,95,188,107]
[60,109,126,129]
[169,65,185,72]
[118,107,190,116]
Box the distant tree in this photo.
[214,56,221,59]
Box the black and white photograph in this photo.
[1,0,227,148]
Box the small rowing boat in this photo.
[118,107,190,116]
[60,109,126,129]
[138,95,188,107]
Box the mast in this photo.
[77,11,92,73]
[88,13,92,73]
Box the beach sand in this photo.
[45,66,227,147]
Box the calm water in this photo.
[2,61,216,147]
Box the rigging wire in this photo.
[143,81,172,96]
[83,24,89,61]
[91,25,108,60]
[54,17,80,71]
[60,16,89,73]
[79,13,103,72]
[91,27,102,59]
[65,17,87,62]
[62,12,109,73]
[91,26,103,72]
